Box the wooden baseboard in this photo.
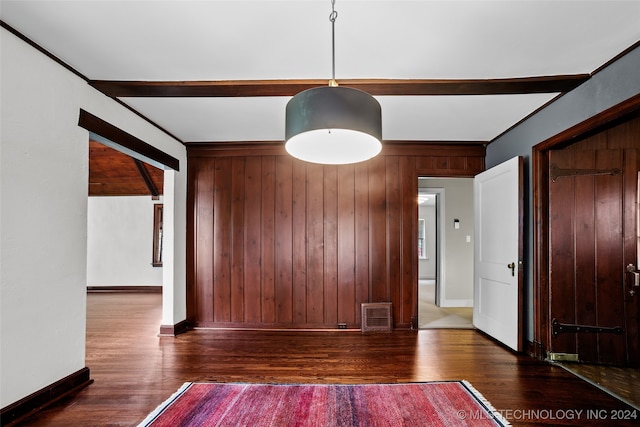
[527,340,545,360]
[0,367,93,426]
[87,286,162,293]
[159,319,190,336]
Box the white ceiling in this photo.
[2,0,640,143]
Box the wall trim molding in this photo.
[438,299,473,308]
[159,320,191,337]
[87,286,162,293]
[0,368,92,426]
[186,141,487,159]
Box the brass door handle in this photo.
[507,262,515,277]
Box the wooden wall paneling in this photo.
[434,156,449,171]
[261,157,277,323]
[192,159,215,323]
[595,149,626,364]
[306,163,325,324]
[187,142,487,329]
[448,156,466,171]
[213,158,232,322]
[244,157,263,323]
[292,160,308,324]
[414,153,486,177]
[337,165,356,326]
[324,166,339,326]
[186,158,202,323]
[466,156,485,174]
[368,156,388,303]
[186,159,195,324]
[574,148,598,362]
[386,157,402,324]
[354,162,370,324]
[230,157,246,322]
[400,156,418,328]
[415,156,432,172]
[275,156,294,324]
[549,149,577,354]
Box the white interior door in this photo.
[473,156,523,351]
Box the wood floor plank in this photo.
[15,293,638,426]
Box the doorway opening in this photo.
[417,178,473,329]
[78,109,182,335]
[86,139,165,293]
[533,104,640,408]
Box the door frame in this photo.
[531,94,640,360]
[431,188,445,307]
[417,186,445,307]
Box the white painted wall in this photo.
[160,169,187,327]
[0,28,186,408]
[87,196,163,287]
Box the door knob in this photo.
[627,264,639,295]
[507,262,515,277]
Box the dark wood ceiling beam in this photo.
[89,75,590,98]
[133,158,160,197]
[79,109,180,170]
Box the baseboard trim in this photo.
[438,298,473,308]
[524,340,535,358]
[0,367,93,427]
[527,340,545,360]
[159,319,190,336]
[87,286,162,293]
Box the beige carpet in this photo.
[418,281,473,329]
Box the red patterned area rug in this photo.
[138,381,510,426]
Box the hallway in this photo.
[418,279,473,329]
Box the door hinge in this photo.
[550,164,621,182]
[552,319,624,337]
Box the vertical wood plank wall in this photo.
[187,142,485,329]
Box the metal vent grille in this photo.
[361,302,392,332]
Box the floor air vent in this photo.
[361,302,392,332]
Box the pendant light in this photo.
[285,0,382,165]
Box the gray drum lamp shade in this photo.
[285,85,382,165]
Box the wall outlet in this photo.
[338,323,347,329]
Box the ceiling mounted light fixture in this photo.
[285,0,382,165]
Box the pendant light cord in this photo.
[329,0,338,86]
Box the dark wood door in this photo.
[548,140,639,366]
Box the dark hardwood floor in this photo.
[15,293,639,426]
